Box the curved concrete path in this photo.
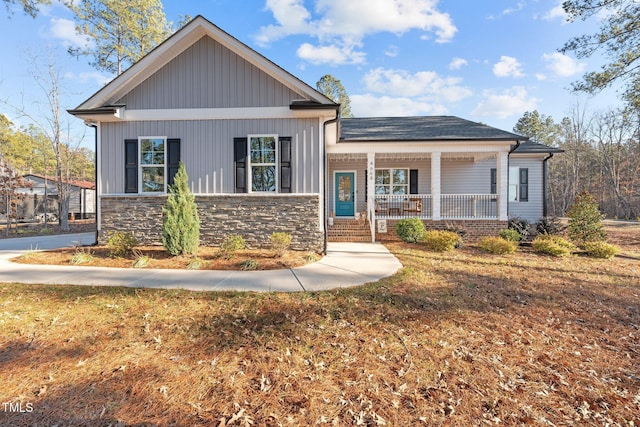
[0,233,402,292]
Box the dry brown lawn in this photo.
[0,223,639,426]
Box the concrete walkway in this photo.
[0,233,402,292]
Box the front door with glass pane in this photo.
[335,172,355,216]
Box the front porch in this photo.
[327,149,511,243]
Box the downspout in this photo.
[322,112,339,255]
[90,122,98,246]
[543,153,554,217]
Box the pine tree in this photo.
[162,162,200,256]
[567,192,606,246]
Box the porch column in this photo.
[367,152,376,242]
[497,151,509,221]
[431,151,441,220]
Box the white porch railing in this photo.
[373,194,498,220]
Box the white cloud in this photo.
[542,2,569,22]
[351,93,448,117]
[362,67,472,102]
[449,57,468,70]
[384,45,398,58]
[493,56,524,78]
[296,43,366,65]
[472,86,538,119]
[542,52,586,77]
[256,0,457,63]
[49,17,90,49]
[535,73,547,81]
[63,71,112,86]
[502,1,525,15]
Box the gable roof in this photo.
[70,15,336,113]
[339,116,527,142]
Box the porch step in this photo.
[327,218,372,242]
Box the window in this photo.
[124,138,179,194]
[375,169,409,195]
[490,167,528,201]
[249,135,277,192]
[140,137,165,193]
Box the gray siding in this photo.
[100,118,321,194]
[118,36,304,109]
[508,157,545,222]
[441,159,493,194]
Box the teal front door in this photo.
[335,172,355,216]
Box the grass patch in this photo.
[0,224,639,425]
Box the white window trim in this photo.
[247,134,279,193]
[509,166,520,203]
[139,136,167,194]
[375,168,410,195]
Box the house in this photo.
[16,174,96,220]
[69,16,561,252]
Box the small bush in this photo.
[499,228,521,242]
[395,218,425,243]
[107,231,138,258]
[240,259,259,271]
[535,216,565,235]
[304,252,319,263]
[70,249,94,265]
[270,232,292,257]
[508,217,530,241]
[532,235,576,257]
[162,162,200,256]
[422,230,462,252]
[567,192,606,245]
[187,257,207,270]
[218,234,246,259]
[131,250,151,268]
[480,237,518,255]
[582,241,620,259]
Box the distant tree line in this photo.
[514,108,640,220]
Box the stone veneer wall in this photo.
[99,194,324,252]
[375,219,507,243]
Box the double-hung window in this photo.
[375,169,409,194]
[249,135,277,192]
[140,137,166,193]
[491,167,528,202]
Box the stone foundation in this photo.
[99,194,324,252]
[375,219,507,243]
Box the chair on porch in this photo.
[402,198,422,215]
[375,199,389,216]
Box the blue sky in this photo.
[0,0,620,148]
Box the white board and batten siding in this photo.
[100,118,322,195]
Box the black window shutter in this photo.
[234,137,248,193]
[167,138,181,188]
[124,139,138,193]
[519,168,529,202]
[279,137,292,193]
[490,168,497,194]
[410,169,419,194]
[364,170,368,202]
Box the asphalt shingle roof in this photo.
[512,140,564,154]
[339,116,526,142]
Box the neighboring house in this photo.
[69,16,560,251]
[16,174,96,220]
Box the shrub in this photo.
[567,192,606,245]
[107,231,138,258]
[395,218,425,243]
[508,217,530,241]
[218,234,246,259]
[240,259,259,271]
[581,241,620,259]
[535,216,565,235]
[422,230,462,252]
[304,252,319,263]
[132,250,151,268]
[480,236,518,255]
[499,228,521,242]
[532,235,576,257]
[162,162,200,256]
[70,248,94,265]
[187,257,207,270]
[270,232,292,257]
